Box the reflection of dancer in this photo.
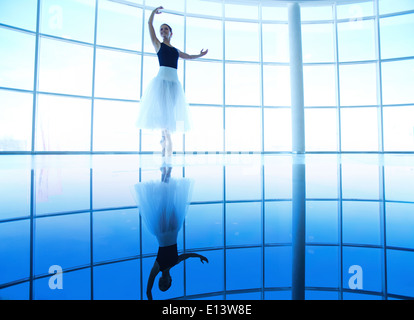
[132,167,208,300]
[136,6,208,157]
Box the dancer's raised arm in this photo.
[146,261,160,300]
[148,6,163,52]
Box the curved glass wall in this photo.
[1,155,414,300]
[0,0,413,153]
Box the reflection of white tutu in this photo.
[133,178,193,247]
[136,66,191,133]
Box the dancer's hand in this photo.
[200,255,209,264]
[153,6,163,14]
[199,49,208,57]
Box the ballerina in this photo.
[136,6,208,158]
[132,167,208,300]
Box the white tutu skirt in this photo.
[136,66,191,133]
[132,178,194,247]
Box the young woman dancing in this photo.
[136,6,208,158]
[132,167,208,300]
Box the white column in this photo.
[288,3,305,153]
[291,160,306,300]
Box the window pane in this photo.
[93,100,140,152]
[265,202,292,244]
[186,250,224,296]
[0,90,33,151]
[386,203,414,249]
[264,162,292,199]
[225,164,262,201]
[92,169,138,209]
[38,38,93,96]
[94,48,141,100]
[226,203,261,246]
[186,0,222,17]
[337,19,376,62]
[0,220,30,285]
[185,60,223,105]
[35,94,91,151]
[34,268,90,299]
[261,5,288,21]
[387,249,414,298]
[263,65,290,106]
[41,0,95,43]
[93,260,141,300]
[380,13,414,59]
[339,63,377,106]
[342,162,380,199]
[184,166,223,202]
[225,63,260,106]
[35,167,90,215]
[143,10,184,54]
[342,247,382,293]
[0,169,30,220]
[34,213,90,275]
[225,107,261,152]
[303,65,336,107]
[381,59,414,105]
[306,246,339,288]
[385,166,414,202]
[97,0,142,51]
[306,201,338,244]
[306,158,338,198]
[0,0,37,31]
[185,106,223,152]
[145,0,184,12]
[225,21,259,62]
[186,17,222,61]
[305,108,337,151]
[265,247,292,290]
[226,248,261,291]
[0,28,35,90]
[264,108,291,152]
[336,1,374,19]
[342,201,381,246]
[301,5,333,21]
[301,23,334,63]
[379,0,414,14]
[340,107,379,151]
[93,209,140,262]
[225,3,258,20]
[262,24,289,63]
[383,106,414,151]
[0,283,30,300]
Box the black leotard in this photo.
[156,244,178,271]
[157,43,179,69]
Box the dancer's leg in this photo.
[165,130,172,157]
[161,130,166,157]
[162,166,172,183]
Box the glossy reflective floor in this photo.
[1,153,414,300]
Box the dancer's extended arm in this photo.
[178,49,208,60]
[177,253,209,264]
